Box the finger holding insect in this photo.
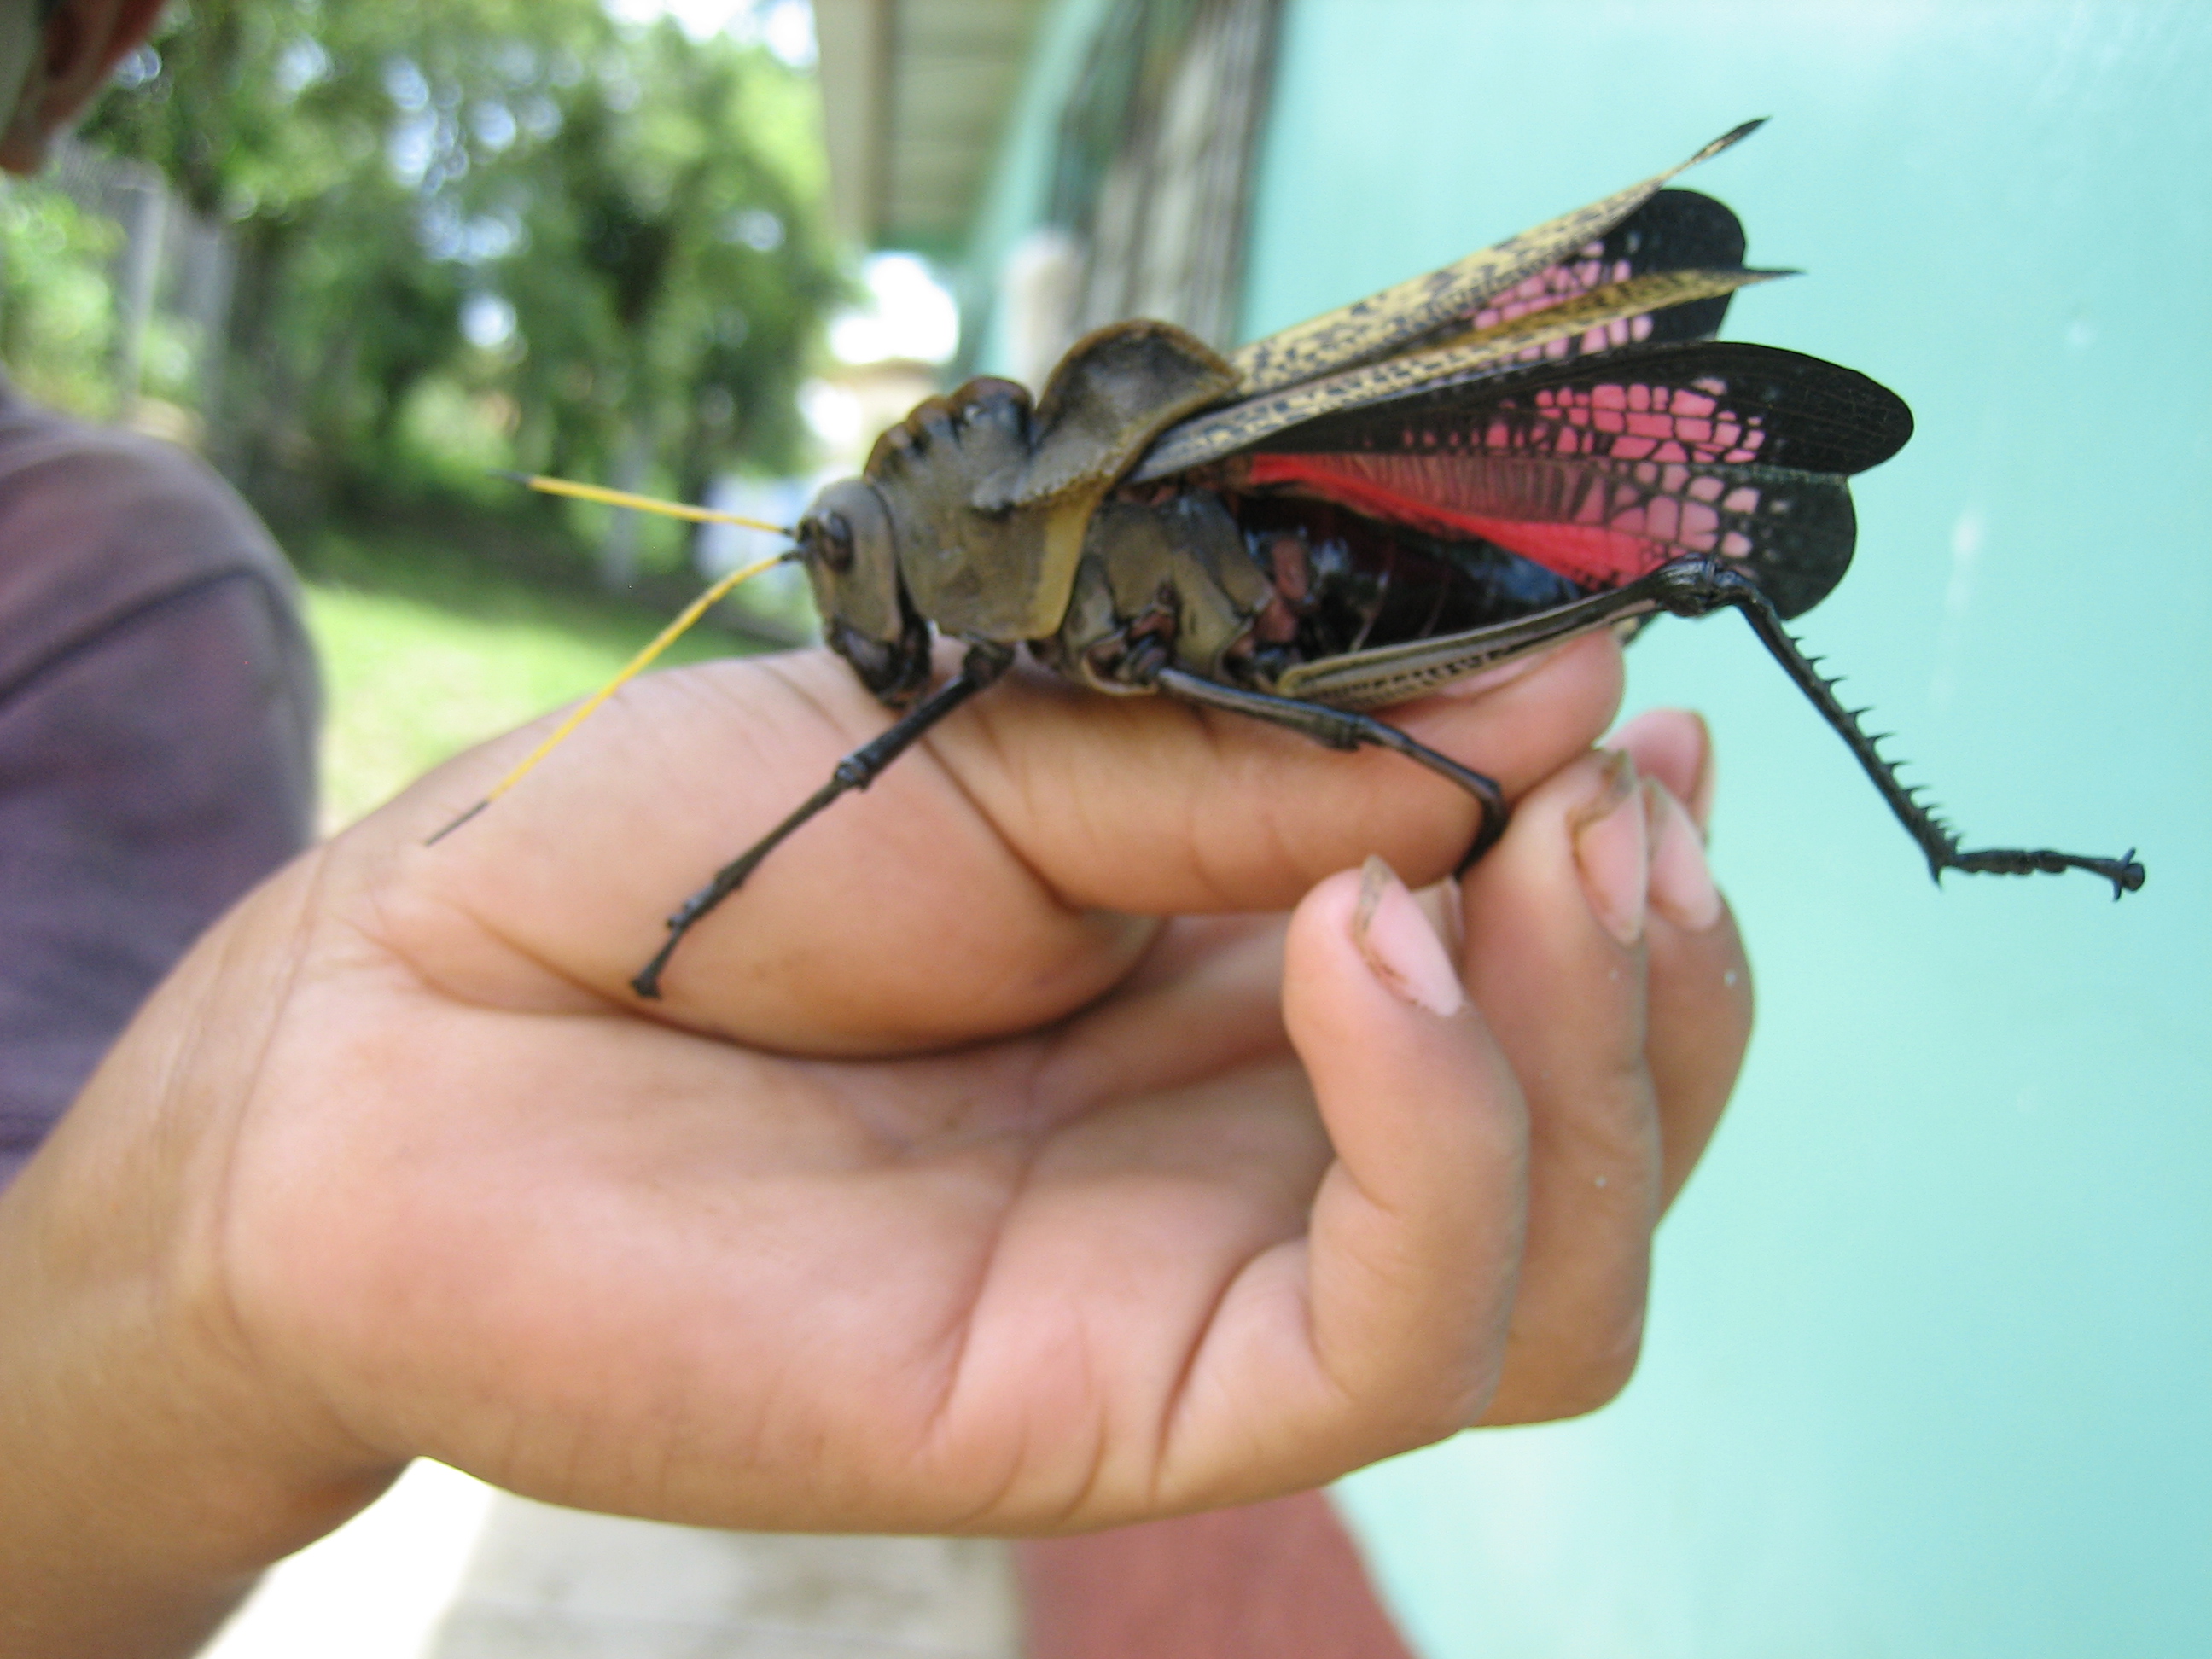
[375,647,1150,1050]
[937,626,1625,916]
[1607,709,1752,1207]
[381,628,1622,1054]
[1448,741,1741,1426]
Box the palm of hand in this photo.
[148,636,1745,1537]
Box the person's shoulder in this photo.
[0,397,298,689]
[0,397,286,583]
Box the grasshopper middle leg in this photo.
[1154,667,1508,870]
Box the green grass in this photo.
[298,521,772,833]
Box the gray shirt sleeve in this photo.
[0,414,317,1188]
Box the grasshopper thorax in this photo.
[796,327,1241,713]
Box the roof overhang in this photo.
[814,0,1050,255]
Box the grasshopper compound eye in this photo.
[799,479,895,571]
[801,511,855,573]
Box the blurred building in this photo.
[818,0,1277,389]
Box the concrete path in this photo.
[200,1463,1021,1659]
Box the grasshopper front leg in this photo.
[632,643,1016,999]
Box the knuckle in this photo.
[1423,1380,1503,1445]
[1554,1301,1647,1417]
[1487,1284,1650,1425]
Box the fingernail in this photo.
[1431,641,1561,699]
[1643,777,1722,932]
[1353,856,1465,1016]
[1572,750,1648,947]
[1607,708,1714,840]
[1682,711,1715,838]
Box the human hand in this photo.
[0,631,1749,1650]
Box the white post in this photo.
[112,172,166,412]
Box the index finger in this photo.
[364,632,1623,1053]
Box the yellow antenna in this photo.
[496,469,791,535]
[428,478,800,843]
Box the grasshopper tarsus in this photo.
[1936,845,2146,898]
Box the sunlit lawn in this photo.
[299,523,771,835]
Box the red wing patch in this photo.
[1242,451,1766,589]
[1235,363,1793,588]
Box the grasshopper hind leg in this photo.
[1648,558,2147,898]
[1153,667,1509,871]
[632,643,1015,999]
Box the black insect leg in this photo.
[1154,667,1509,870]
[1648,559,2146,898]
[632,642,1016,999]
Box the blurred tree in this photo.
[85,0,438,484]
[486,18,842,583]
[84,0,842,584]
[0,187,120,415]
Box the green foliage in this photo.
[488,19,847,500]
[83,1,845,557]
[84,0,412,223]
[0,184,119,418]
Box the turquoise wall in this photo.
[962,1,2210,1648]
[1240,3,2209,1653]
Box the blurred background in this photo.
[18,0,951,827]
[22,0,2205,1653]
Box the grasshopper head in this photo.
[797,477,932,706]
